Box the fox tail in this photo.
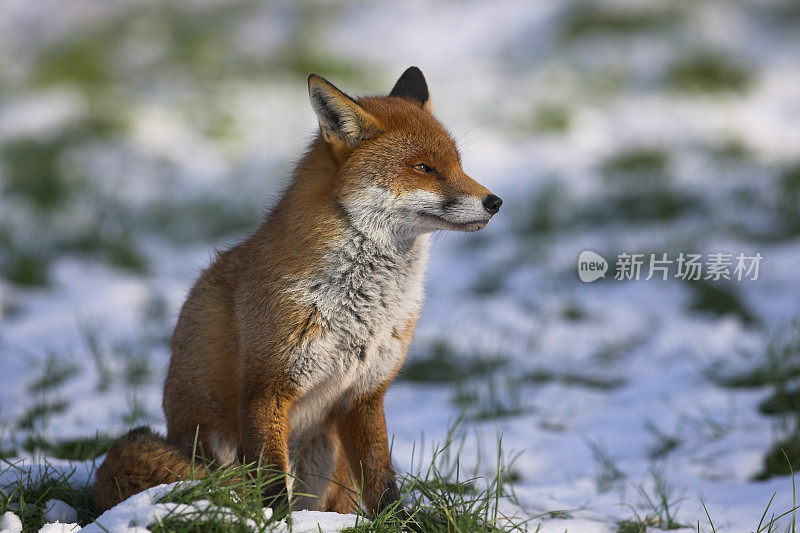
[94,426,205,512]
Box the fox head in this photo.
[307,67,502,241]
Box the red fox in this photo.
[94,67,502,515]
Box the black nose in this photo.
[482,194,502,214]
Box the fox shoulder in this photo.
[94,426,205,511]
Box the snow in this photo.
[280,510,361,532]
[37,523,80,533]
[76,482,358,532]
[2,0,800,531]
[82,483,243,532]
[534,519,614,533]
[0,512,23,533]
[43,500,78,524]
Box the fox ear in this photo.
[389,66,430,111]
[308,74,379,149]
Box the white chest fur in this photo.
[286,230,429,443]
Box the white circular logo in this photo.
[578,251,608,282]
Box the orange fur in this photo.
[337,384,398,515]
[93,67,501,515]
[94,427,207,511]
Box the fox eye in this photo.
[412,163,433,173]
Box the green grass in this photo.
[0,430,117,461]
[517,149,702,232]
[3,429,800,531]
[759,434,800,480]
[666,52,753,94]
[33,32,113,90]
[578,186,703,226]
[0,110,134,287]
[276,48,371,86]
[518,170,701,235]
[590,148,705,223]
[0,437,285,531]
[777,163,800,237]
[471,269,506,295]
[22,434,117,461]
[713,322,800,480]
[617,470,687,531]
[1,224,148,287]
[586,440,625,494]
[601,148,669,182]
[28,352,80,394]
[120,392,155,426]
[104,232,149,273]
[183,98,242,143]
[593,338,642,365]
[63,221,149,274]
[715,321,800,389]
[17,400,68,431]
[1,422,527,532]
[525,104,571,134]
[404,344,624,423]
[0,248,51,287]
[138,293,174,349]
[605,188,700,222]
[0,136,78,210]
[453,379,529,421]
[703,480,799,532]
[272,3,373,87]
[0,461,96,532]
[153,514,257,533]
[644,422,682,460]
[523,369,624,390]
[157,4,244,81]
[346,429,526,532]
[0,3,270,288]
[758,1,800,27]
[705,137,752,162]
[518,182,570,235]
[584,68,629,98]
[685,279,756,325]
[401,342,524,421]
[0,112,124,211]
[83,326,113,392]
[681,407,731,441]
[122,350,153,386]
[704,453,799,532]
[144,198,260,244]
[560,2,679,43]
[401,341,508,384]
[560,302,586,322]
[148,461,286,533]
[761,388,800,416]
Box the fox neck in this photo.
[281,138,430,343]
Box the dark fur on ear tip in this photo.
[307,74,325,90]
[389,66,429,106]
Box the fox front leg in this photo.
[338,387,402,517]
[240,380,296,513]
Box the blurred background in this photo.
[2,0,800,530]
